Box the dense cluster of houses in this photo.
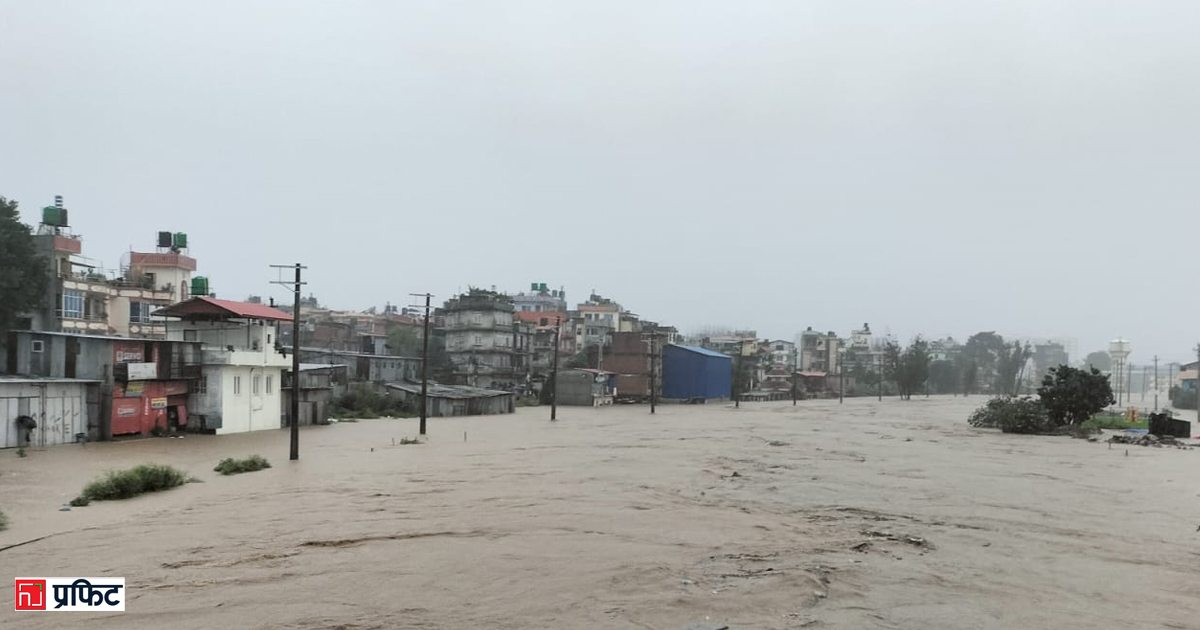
[5,196,1187,449]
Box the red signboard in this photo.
[113,342,144,365]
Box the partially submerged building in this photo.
[661,344,732,402]
[283,363,349,426]
[1,376,100,448]
[554,369,616,406]
[4,330,202,439]
[385,382,514,417]
[157,296,292,434]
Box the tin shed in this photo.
[661,344,732,401]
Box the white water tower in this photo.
[1108,339,1131,406]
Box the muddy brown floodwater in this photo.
[2,397,1198,629]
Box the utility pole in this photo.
[642,331,659,414]
[734,354,741,408]
[271,263,307,461]
[1195,343,1200,426]
[409,293,433,435]
[550,316,560,421]
[1141,362,1147,401]
[1127,362,1133,409]
[876,352,882,401]
[791,346,798,406]
[1153,355,1159,411]
[839,363,845,404]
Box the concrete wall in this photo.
[195,365,283,434]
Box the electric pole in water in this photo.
[271,263,307,461]
[876,353,882,401]
[791,346,798,406]
[1153,355,1159,411]
[642,331,660,414]
[409,293,433,435]
[1127,362,1133,408]
[550,316,561,421]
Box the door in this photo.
[64,336,79,378]
[1,398,17,448]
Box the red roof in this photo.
[155,296,293,322]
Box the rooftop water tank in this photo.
[191,276,208,297]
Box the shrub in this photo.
[213,455,272,475]
[68,496,90,507]
[968,396,1054,434]
[1037,366,1114,427]
[17,447,26,458]
[1169,386,1197,410]
[77,464,190,503]
[332,384,413,419]
[0,508,7,531]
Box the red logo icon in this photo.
[15,579,47,610]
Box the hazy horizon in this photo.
[3,1,1197,362]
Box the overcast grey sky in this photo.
[2,1,1197,361]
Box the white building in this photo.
[767,340,795,368]
[158,297,291,434]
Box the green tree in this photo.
[963,332,1007,394]
[996,341,1032,396]
[928,359,958,394]
[887,337,931,400]
[385,325,423,356]
[1084,351,1111,372]
[0,197,47,338]
[1037,365,1114,427]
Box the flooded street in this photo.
[3,397,1198,629]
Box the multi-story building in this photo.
[767,340,796,369]
[798,327,842,374]
[1031,342,1068,380]
[511,282,567,313]
[25,196,201,340]
[442,290,517,389]
[603,331,664,402]
[159,296,292,434]
[698,332,759,357]
[3,330,202,440]
[927,337,960,362]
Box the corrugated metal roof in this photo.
[386,382,511,399]
[670,344,732,359]
[12,330,153,342]
[0,376,102,384]
[155,296,293,322]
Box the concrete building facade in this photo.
[159,297,291,435]
[442,290,517,390]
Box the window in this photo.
[62,290,84,319]
[129,301,153,324]
[266,376,273,394]
[253,375,262,394]
[196,376,208,394]
[31,340,44,353]
[234,376,242,395]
